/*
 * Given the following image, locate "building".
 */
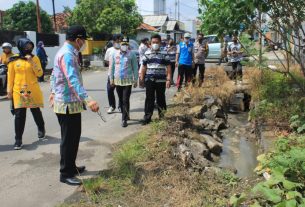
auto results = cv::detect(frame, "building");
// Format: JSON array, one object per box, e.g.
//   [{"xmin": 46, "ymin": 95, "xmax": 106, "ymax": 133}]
[
  {"xmin": 136, "ymin": 23, "xmax": 157, "ymax": 41},
  {"xmin": 142, "ymin": 15, "xmax": 186, "ymax": 42}
]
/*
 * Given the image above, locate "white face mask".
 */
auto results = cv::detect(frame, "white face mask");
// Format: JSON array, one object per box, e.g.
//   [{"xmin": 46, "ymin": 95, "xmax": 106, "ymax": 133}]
[
  {"xmin": 77, "ymin": 39, "xmax": 87, "ymax": 52},
  {"xmin": 114, "ymin": 43, "xmax": 121, "ymax": 49},
  {"xmin": 121, "ymin": 45, "xmax": 128, "ymax": 52},
  {"xmin": 151, "ymin": 43, "xmax": 160, "ymax": 51}
]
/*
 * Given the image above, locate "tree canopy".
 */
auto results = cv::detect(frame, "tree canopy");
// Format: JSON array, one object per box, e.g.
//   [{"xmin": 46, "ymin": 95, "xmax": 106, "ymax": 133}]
[
  {"xmin": 3, "ymin": 1, "xmax": 53, "ymax": 33},
  {"xmin": 68, "ymin": 0, "xmax": 142, "ymax": 36}
]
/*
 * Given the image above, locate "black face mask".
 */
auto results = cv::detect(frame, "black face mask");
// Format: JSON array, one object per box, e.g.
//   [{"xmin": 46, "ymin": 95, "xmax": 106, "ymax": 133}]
[{"xmin": 23, "ymin": 49, "xmax": 33, "ymax": 55}]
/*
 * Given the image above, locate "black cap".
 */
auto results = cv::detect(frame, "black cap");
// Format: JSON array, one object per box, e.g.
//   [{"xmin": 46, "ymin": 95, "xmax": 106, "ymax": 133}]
[
  {"xmin": 66, "ymin": 25, "xmax": 88, "ymax": 40},
  {"xmin": 121, "ymin": 36, "xmax": 129, "ymax": 44}
]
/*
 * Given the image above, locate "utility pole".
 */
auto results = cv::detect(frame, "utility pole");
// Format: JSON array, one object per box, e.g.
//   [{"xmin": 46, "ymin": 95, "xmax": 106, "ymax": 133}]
[
  {"xmin": 36, "ymin": 0, "xmax": 42, "ymax": 33},
  {"xmin": 178, "ymin": 0, "xmax": 180, "ymax": 21},
  {"xmin": 52, "ymin": 0, "xmax": 57, "ymax": 32}
]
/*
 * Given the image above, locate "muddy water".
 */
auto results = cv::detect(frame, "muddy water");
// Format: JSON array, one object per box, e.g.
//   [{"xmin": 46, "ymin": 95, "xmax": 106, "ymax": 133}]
[{"xmin": 219, "ymin": 113, "xmax": 259, "ymax": 178}]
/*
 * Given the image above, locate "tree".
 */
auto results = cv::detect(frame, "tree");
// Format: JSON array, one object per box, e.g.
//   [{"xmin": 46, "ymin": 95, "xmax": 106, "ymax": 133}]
[
  {"xmin": 199, "ymin": 0, "xmax": 305, "ymax": 80},
  {"xmin": 3, "ymin": 1, "xmax": 53, "ymax": 33},
  {"xmin": 68, "ymin": 0, "xmax": 142, "ymax": 36}
]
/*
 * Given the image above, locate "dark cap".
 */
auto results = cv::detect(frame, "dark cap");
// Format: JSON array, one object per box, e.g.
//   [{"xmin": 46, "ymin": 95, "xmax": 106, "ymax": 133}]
[
  {"xmin": 66, "ymin": 25, "xmax": 88, "ymax": 40},
  {"xmin": 121, "ymin": 36, "xmax": 129, "ymax": 44}
]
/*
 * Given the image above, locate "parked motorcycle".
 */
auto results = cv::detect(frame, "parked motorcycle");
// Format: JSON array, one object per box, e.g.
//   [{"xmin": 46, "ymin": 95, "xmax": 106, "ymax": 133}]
[{"xmin": 0, "ymin": 64, "xmax": 8, "ymax": 96}]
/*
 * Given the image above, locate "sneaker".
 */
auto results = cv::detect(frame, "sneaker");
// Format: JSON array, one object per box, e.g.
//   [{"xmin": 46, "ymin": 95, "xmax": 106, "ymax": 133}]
[
  {"xmin": 14, "ymin": 142, "xmax": 23, "ymax": 150},
  {"xmin": 38, "ymin": 129, "xmax": 46, "ymax": 139},
  {"xmin": 107, "ymin": 107, "xmax": 115, "ymax": 114}
]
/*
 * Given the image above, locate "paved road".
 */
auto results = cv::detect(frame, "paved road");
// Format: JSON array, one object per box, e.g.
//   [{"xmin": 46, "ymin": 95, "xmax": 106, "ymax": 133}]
[{"xmin": 0, "ymin": 69, "xmax": 178, "ymax": 207}]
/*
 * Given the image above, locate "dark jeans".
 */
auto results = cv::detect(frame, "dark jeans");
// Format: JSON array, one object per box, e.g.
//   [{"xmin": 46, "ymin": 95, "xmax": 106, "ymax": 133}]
[
  {"xmin": 177, "ymin": 64, "xmax": 193, "ymax": 89},
  {"xmin": 116, "ymin": 85, "xmax": 132, "ymax": 121},
  {"xmin": 170, "ymin": 62, "xmax": 176, "ymax": 82},
  {"xmin": 232, "ymin": 61, "xmax": 243, "ymax": 80},
  {"xmin": 14, "ymin": 108, "xmax": 45, "ymax": 142},
  {"xmin": 56, "ymin": 111, "xmax": 81, "ymax": 178},
  {"xmin": 38, "ymin": 63, "xmax": 46, "ymax": 82},
  {"xmin": 193, "ymin": 63, "xmax": 205, "ymax": 85},
  {"xmin": 144, "ymin": 79, "xmax": 166, "ymax": 121},
  {"xmin": 107, "ymin": 77, "xmax": 117, "ymax": 109}
]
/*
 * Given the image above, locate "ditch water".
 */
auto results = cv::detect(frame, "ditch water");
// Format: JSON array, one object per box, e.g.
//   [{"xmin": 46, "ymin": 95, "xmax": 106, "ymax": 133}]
[{"xmin": 219, "ymin": 112, "xmax": 262, "ymax": 178}]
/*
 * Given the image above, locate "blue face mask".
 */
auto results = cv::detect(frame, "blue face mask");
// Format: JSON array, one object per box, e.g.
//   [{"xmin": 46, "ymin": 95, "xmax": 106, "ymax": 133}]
[{"xmin": 184, "ymin": 39, "xmax": 189, "ymax": 43}]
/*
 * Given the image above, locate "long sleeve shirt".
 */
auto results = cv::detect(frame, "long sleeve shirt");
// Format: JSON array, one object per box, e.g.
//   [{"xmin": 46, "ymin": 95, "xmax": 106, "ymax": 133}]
[
  {"xmin": 50, "ymin": 42, "xmax": 91, "ymax": 114},
  {"xmin": 110, "ymin": 50, "xmax": 138, "ymax": 86}
]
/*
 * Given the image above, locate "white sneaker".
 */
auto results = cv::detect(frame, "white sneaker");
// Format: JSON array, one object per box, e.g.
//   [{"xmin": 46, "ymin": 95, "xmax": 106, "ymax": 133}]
[{"xmin": 107, "ymin": 107, "xmax": 115, "ymax": 114}]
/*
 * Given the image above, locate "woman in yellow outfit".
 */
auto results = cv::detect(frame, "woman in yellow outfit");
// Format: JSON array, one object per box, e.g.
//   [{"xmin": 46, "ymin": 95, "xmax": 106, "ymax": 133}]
[{"xmin": 7, "ymin": 38, "xmax": 46, "ymax": 150}]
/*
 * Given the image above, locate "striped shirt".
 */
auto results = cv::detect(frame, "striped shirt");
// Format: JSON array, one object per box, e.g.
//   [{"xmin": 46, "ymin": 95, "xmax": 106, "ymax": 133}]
[
  {"xmin": 142, "ymin": 49, "xmax": 171, "ymax": 82},
  {"xmin": 50, "ymin": 42, "xmax": 91, "ymax": 114}
]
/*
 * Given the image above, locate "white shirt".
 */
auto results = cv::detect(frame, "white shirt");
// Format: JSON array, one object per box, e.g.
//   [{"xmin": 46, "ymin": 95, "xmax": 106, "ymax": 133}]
[{"xmin": 104, "ymin": 47, "xmax": 115, "ymax": 62}]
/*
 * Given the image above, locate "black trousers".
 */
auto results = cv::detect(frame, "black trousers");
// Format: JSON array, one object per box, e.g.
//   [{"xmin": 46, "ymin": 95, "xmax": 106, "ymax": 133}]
[
  {"xmin": 15, "ymin": 108, "xmax": 45, "ymax": 142},
  {"xmin": 232, "ymin": 61, "xmax": 243, "ymax": 80},
  {"xmin": 144, "ymin": 79, "xmax": 166, "ymax": 121},
  {"xmin": 177, "ymin": 64, "xmax": 193, "ymax": 89},
  {"xmin": 107, "ymin": 77, "xmax": 117, "ymax": 109},
  {"xmin": 56, "ymin": 111, "xmax": 81, "ymax": 178},
  {"xmin": 193, "ymin": 63, "xmax": 205, "ymax": 84},
  {"xmin": 116, "ymin": 85, "xmax": 132, "ymax": 121},
  {"xmin": 170, "ymin": 62, "xmax": 176, "ymax": 82}
]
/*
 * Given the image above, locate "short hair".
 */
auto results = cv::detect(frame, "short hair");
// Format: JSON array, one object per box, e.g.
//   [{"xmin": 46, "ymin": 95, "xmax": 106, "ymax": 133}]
[
  {"xmin": 141, "ymin": 38, "xmax": 148, "ymax": 43},
  {"xmin": 151, "ymin": 34, "xmax": 161, "ymax": 41},
  {"xmin": 113, "ymin": 34, "xmax": 123, "ymax": 41}
]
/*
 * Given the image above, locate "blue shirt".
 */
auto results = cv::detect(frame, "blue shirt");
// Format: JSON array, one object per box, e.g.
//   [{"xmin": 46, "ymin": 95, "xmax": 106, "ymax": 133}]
[{"xmin": 177, "ymin": 41, "xmax": 194, "ymax": 66}]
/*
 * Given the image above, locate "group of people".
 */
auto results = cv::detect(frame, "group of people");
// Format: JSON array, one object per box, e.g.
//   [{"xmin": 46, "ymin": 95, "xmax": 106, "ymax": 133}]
[
  {"xmin": 1, "ymin": 24, "xmax": 244, "ymax": 186},
  {"xmin": 104, "ymin": 32, "xmax": 211, "ymax": 127}
]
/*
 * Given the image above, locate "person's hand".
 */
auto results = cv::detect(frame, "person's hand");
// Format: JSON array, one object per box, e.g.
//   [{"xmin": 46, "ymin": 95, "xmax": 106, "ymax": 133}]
[
  {"xmin": 49, "ymin": 93, "xmax": 54, "ymax": 108},
  {"xmin": 139, "ymin": 79, "xmax": 145, "ymax": 88},
  {"xmin": 133, "ymin": 81, "xmax": 138, "ymax": 88},
  {"xmin": 88, "ymin": 100, "xmax": 99, "ymax": 112},
  {"xmin": 175, "ymin": 62, "xmax": 178, "ymax": 68},
  {"xmin": 166, "ymin": 80, "xmax": 171, "ymax": 89},
  {"xmin": 7, "ymin": 92, "xmax": 12, "ymax": 99},
  {"xmin": 110, "ymin": 80, "xmax": 115, "ymax": 87}
]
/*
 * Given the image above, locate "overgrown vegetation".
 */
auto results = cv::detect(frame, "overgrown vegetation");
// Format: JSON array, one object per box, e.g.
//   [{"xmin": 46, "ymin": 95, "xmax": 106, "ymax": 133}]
[
  {"xmin": 248, "ymin": 68, "xmax": 305, "ymax": 129},
  {"xmin": 230, "ymin": 134, "xmax": 305, "ymax": 206}
]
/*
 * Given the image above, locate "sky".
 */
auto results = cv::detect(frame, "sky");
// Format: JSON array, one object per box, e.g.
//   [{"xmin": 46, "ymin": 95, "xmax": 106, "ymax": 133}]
[
  {"xmin": 0, "ymin": 0, "xmax": 199, "ymax": 20},
  {"xmin": 137, "ymin": 0, "xmax": 199, "ymax": 21},
  {"xmin": 0, "ymin": 0, "xmax": 76, "ymax": 14}
]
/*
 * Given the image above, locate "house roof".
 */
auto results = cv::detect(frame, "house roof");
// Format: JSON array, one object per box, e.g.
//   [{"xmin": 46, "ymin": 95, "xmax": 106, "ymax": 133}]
[
  {"xmin": 143, "ymin": 15, "xmax": 168, "ymax": 27},
  {"xmin": 166, "ymin": 20, "xmax": 185, "ymax": 31},
  {"xmin": 137, "ymin": 23, "xmax": 157, "ymax": 31}
]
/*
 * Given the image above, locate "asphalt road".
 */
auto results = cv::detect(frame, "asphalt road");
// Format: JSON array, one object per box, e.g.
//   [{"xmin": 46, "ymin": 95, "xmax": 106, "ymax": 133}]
[
  {"xmin": 0, "ymin": 62, "xmax": 217, "ymax": 207},
  {"xmin": 0, "ymin": 69, "xmax": 179, "ymax": 207}
]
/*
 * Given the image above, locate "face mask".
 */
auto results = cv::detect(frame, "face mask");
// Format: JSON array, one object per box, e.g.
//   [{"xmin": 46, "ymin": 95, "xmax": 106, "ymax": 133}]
[
  {"xmin": 151, "ymin": 43, "xmax": 160, "ymax": 51},
  {"xmin": 121, "ymin": 45, "xmax": 128, "ymax": 52},
  {"xmin": 184, "ymin": 39, "xmax": 189, "ymax": 43},
  {"xmin": 77, "ymin": 39, "xmax": 86, "ymax": 52},
  {"xmin": 24, "ymin": 49, "xmax": 33, "ymax": 55},
  {"xmin": 114, "ymin": 43, "xmax": 121, "ymax": 49}
]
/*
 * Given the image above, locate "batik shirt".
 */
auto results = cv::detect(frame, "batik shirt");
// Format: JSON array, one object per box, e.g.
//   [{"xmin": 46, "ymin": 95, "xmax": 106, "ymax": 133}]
[
  {"xmin": 142, "ymin": 48, "xmax": 171, "ymax": 82},
  {"xmin": 50, "ymin": 42, "xmax": 91, "ymax": 114}
]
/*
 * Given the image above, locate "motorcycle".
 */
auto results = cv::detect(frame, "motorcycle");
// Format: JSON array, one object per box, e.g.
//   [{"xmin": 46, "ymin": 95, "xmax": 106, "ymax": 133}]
[{"xmin": 0, "ymin": 64, "xmax": 8, "ymax": 96}]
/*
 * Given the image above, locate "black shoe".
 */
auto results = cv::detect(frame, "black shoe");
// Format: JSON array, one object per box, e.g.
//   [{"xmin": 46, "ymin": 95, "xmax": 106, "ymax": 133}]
[
  {"xmin": 14, "ymin": 142, "xmax": 23, "ymax": 150},
  {"xmin": 60, "ymin": 176, "xmax": 82, "ymax": 186},
  {"xmin": 141, "ymin": 119, "xmax": 151, "ymax": 126},
  {"xmin": 121, "ymin": 120, "xmax": 128, "ymax": 128},
  {"xmin": 74, "ymin": 166, "xmax": 86, "ymax": 175},
  {"xmin": 38, "ymin": 129, "xmax": 46, "ymax": 139}
]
